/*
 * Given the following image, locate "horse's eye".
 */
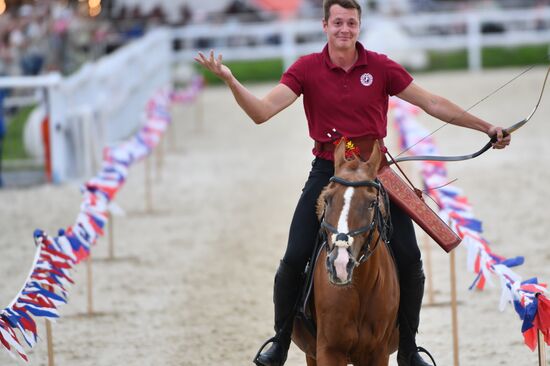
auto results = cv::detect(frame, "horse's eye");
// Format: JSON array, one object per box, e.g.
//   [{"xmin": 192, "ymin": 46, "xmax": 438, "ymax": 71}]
[{"xmin": 368, "ymin": 201, "xmax": 377, "ymax": 209}]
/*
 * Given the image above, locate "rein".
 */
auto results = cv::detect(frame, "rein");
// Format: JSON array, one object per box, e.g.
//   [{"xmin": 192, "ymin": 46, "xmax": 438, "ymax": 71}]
[{"xmin": 321, "ymin": 176, "xmax": 392, "ymax": 265}]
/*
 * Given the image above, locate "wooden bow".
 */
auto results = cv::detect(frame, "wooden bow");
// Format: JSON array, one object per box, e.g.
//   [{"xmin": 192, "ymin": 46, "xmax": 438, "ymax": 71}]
[{"xmin": 390, "ymin": 65, "xmax": 550, "ymax": 165}]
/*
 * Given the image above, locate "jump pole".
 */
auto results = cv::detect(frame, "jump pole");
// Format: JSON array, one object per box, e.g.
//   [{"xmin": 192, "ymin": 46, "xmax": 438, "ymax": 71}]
[
  {"xmin": 422, "ymin": 232, "xmax": 436, "ymax": 305},
  {"xmin": 86, "ymin": 253, "xmax": 94, "ymax": 315},
  {"xmin": 45, "ymin": 285, "xmax": 55, "ymax": 366},
  {"xmin": 45, "ymin": 318, "xmax": 55, "ymax": 366},
  {"xmin": 145, "ymin": 157, "xmax": 153, "ymax": 213},
  {"xmin": 155, "ymin": 136, "xmax": 164, "ymax": 182},
  {"xmin": 450, "ymin": 249, "xmax": 460, "ymax": 366},
  {"xmin": 195, "ymin": 92, "xmax": 204, "ymax": 130},
  {"xmin": 108, "ymin": 212, "xmax": 114, "ymax": 259},
  {"xmin": 168, "ymin": 116, "xmax": 177, "ymax": 152},
  {"xmin": 537, "ymin": 293, "xmax": 547, "ymax": 366},
  {"xmin": 538, "ymin": 329, "xmax": 547, "ymax": 366}
]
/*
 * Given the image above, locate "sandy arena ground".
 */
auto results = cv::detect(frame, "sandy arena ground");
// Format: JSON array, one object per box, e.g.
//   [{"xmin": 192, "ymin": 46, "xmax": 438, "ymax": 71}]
[{"xmin": 1, "ymin": 67, "xmax": 549, "ymax": 366}]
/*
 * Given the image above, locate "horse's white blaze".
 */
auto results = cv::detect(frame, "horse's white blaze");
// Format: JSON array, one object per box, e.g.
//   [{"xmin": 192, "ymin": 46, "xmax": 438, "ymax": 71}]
[
  {"xmin": 337, "ymin": 187, "xmax": 354, "ymax": 233},
  {"xmin": 335, "ymin": 187, "xmax": 354, "ymax": 281}
]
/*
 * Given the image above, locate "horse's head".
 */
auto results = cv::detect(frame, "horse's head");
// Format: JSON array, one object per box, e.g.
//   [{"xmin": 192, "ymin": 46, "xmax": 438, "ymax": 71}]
[{"xmin": 317, "ymin": 140, "xmax": 391, "ymax": 286}]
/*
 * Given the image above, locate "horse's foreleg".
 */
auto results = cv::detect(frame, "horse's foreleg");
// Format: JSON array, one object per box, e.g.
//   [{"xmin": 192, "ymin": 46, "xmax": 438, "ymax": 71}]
[{"xmin": 306, "ymin": 355, "xmax": 317, "ymax": 366}]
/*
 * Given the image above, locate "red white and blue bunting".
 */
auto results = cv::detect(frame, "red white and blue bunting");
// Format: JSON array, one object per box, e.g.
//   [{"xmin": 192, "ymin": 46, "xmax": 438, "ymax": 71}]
[
  {"xmin": 391, "ymin": 98, "xmax": 550, "ymax": 351},
  {"xmin": 0, "ymin": 76, "xmax": 204, "ymax": 362}
]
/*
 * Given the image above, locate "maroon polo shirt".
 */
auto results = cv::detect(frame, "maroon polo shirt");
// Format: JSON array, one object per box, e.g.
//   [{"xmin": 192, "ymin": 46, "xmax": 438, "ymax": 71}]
[{"xmin": 280, "ymin": 42, "xmax": 413, "ymax": 160}]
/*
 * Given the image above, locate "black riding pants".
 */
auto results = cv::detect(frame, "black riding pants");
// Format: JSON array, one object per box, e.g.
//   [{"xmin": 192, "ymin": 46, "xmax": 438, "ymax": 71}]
[{"xmin": 282, "ymin": 158, "xmax": 421, "ymax": 276}]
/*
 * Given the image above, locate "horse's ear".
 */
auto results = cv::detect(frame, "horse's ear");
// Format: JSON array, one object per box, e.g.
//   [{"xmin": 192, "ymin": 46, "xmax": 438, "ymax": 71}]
[
  {"xmin": 334, "ymin": 139, "xmax": 347, "ymax": 171},
  {"xmin": 364, "ymin": 140, "xmax": 382, "ymax": 177}
]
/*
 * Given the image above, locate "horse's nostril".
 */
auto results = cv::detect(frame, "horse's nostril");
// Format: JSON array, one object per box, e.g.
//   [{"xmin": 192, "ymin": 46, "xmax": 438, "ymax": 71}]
[{"xmin": 335, "ymin": 233, "xmax": 348, "ymax": 242}]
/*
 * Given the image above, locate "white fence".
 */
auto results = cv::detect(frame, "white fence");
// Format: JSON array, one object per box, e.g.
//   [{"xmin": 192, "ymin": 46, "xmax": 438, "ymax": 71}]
[
  {"xmin": 173, "ymin": 7, "xmax": 550, "ymax": 71},
  {"xmin": 396, "ymin": 7, "xmax": 550, "ymax": 70},
  {"xmin": 2, "ymin": 7, "xmax": 550, "ymax": 184},
  {"xmin": 0, "ymin": 28, "xmax": 172, "ymax": 183}
]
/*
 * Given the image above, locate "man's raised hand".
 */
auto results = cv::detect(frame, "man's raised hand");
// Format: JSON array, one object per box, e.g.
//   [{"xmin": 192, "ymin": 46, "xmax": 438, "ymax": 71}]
[{"xmin": 194, "ymin": 50, "xmax": 233, "ymax": 83}]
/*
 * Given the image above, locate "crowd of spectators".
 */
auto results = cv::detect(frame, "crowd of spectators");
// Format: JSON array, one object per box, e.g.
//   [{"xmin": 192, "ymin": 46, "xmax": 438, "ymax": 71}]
[
  {"xmin": 0, "ymin": 0, "xmax": 548, "ymax": 187},
  {"xmin": 0, "ymin": 0, "xmax": 321, "ymax": 78},
  {"xmin": 1, "ymin": 0, "xmax": 549, "ymax": 79},
  {"xmin": 0, "ymin": 0, "xmax": 182, "ymax": 187},
  {"xmin": 1, "ymin": 2, "xmax": 89, "ymax": 77},
  {"xmin": 0, "ymin": 0, "xmax": 187, "ymax": 78}
]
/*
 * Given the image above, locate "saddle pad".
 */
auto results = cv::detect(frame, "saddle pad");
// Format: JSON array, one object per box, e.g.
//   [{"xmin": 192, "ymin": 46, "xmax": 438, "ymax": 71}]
[{"xmin": 377, "ymin": 165, "xmax": 461, "ymax": 253}]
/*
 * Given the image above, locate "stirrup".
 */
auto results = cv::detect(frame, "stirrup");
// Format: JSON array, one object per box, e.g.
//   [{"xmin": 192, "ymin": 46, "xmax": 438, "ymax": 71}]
[
  {"xmin": 253, "ymin": 335, "xmax": 277, "ymax": 365},
  {"xmin": 416, "ymin": 346, "xmax": 437, "ymax": 366}
]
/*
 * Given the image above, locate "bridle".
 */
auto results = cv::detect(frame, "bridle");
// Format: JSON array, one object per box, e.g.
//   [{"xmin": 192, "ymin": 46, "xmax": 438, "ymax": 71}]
[{"xmin": 320, "ymin": 176, "xmax": 392, "ymax": 266}]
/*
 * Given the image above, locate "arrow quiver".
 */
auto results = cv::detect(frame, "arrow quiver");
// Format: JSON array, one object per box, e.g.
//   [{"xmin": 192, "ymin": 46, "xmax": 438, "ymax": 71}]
[{"xmin": 377, "ymin": 159, "xmax": 461, "ymax": 253}]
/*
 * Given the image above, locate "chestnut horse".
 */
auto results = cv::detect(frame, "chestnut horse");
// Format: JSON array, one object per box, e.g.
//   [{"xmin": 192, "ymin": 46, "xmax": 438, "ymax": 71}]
[{"xmin": 292, "ymin": 140, "xmax": 400, "ymax": 366}]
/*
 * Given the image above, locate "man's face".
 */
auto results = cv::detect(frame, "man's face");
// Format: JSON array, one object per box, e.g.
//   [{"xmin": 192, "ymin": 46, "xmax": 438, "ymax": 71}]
[{"xmin": 323, "ymin": 4, "xmax": 360, "ymax": 50}]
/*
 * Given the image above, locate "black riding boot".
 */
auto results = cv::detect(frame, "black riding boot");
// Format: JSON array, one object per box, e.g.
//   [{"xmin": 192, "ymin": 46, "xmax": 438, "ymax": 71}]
[
  {"xmin": 397, "ymin": 261, "xmax": 436, "ymax": 366},
  {"xmin": 254, "ymin": 260, "xmax": 303, "ymax": 366}
]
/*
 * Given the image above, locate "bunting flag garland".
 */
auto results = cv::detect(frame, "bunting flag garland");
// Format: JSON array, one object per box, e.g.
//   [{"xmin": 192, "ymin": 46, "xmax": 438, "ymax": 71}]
[
  {"xmin": 391, "ymin": 98, "xmax": 550, "ymax": 351},
  {"xmin": 0, "ymin": 230, "xmax": 70, "ymax": 361},
  {"xmin": 0, "ymin": 77, "xmax": 204, "ymax": 362},
  {"xmin": 0, "ymin": 318, "xmax": 28, "ymax": 362}
]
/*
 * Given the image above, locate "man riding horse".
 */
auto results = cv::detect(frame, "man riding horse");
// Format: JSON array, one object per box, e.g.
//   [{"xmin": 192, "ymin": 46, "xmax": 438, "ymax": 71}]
[{"xmin": 195, "ymin": 0, "xmax": 510, "ymax": 364}]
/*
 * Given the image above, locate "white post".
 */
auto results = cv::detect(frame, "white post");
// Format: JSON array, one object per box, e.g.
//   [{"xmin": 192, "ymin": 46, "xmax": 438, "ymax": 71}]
[
  {"xmin": 466, "ymin": 13, "xmax": 482, "ymax": 72},
  {"xmin": 281, "ymin": 22, "xmax": 296, "ymax": 71},
  {"xmin": 43, "ymin": 74, "xmax": 68, "ymax": 183}
]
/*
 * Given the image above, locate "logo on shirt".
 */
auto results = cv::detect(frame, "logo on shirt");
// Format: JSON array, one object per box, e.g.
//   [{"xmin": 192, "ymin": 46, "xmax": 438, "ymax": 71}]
[{"xmin": 360, "ymin": 73, "xmax": 373, "ymax": 86}]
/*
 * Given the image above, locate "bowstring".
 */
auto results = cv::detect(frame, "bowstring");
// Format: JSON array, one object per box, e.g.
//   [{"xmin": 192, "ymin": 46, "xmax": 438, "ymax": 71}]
[{"xmin": 395, "ymin": 64, "xmax": 537, "ymax": 158}]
